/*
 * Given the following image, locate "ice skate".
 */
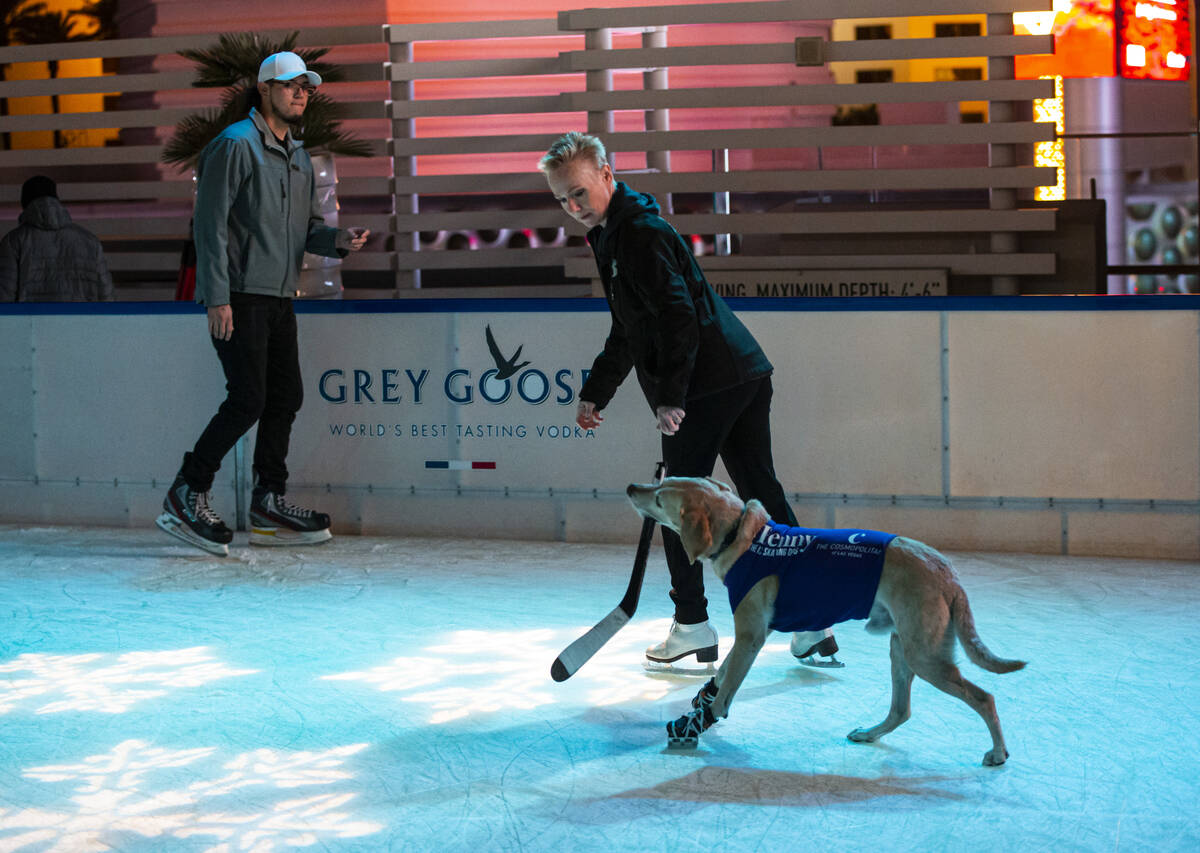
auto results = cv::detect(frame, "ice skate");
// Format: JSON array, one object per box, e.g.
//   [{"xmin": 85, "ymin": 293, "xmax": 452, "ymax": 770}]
[
  {"xmin": 249, "ymin": 489, "xmax": 332, "ymax": 546},
  {"xmin": 644, "ymin": 619, "xmax": 718, "ymax": 672},
  {"xmin": 156, "ymin": 474, "xmax": 233, "ymax": 557},
  {"xmin": 790, "ymin": 629, "xmax": 844, "ymax": 668}
]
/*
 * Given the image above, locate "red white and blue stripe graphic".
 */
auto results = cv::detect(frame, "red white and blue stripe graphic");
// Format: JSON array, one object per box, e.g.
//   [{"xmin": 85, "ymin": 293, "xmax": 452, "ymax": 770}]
[{"xmin": 425, "ymin": 460, "xmax": 496, "ymax": 470}]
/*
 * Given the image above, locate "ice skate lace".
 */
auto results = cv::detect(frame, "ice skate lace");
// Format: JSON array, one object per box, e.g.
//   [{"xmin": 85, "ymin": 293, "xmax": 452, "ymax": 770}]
[
  {"xmin": 190, "ymin": 490, "xmax": 224, "ymax": 526},
  {"xmin": 271, "ymin": 495, "xmax": 315, "ymax": 520}
]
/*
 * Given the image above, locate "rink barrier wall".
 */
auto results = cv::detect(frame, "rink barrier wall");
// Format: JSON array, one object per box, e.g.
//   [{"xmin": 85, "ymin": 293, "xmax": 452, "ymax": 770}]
[{"xmin": 1, "ymin": 295, "xmax": 1198, "ymax": 560}]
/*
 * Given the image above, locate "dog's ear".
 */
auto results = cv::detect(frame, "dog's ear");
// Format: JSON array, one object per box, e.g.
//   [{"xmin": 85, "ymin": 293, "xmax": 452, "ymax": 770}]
[{"xmin": 678, "ymin": 505, "xmax": 713, "ymax": 564}]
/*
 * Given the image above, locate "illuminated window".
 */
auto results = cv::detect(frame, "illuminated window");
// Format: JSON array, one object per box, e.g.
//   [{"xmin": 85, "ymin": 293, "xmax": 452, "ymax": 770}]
[
  {"xmin": 935, "ymin": 67, "xmax": 984, "ymax": 81},
  {"xmin": 1033, "ymin": 76, "xmax": 1066, "ymax": 202},
  {"xmin": 855, "ymin": 68, "xmax": 894, "ymax": 83},
  {"xmin": 935, "ymin": 22, "xmax": 983, "ymax": 37},
  {"xmin": 855, "ymin": 25, "xmax": 892, "ymax": 39}
]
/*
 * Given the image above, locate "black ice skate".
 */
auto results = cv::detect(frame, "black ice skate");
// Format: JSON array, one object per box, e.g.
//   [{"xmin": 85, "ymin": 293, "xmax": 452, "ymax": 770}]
[
  {"xmin": 156, "ymin": 474, "xmax": 233, "ymax": 557},
  {"xmin": 249, "ymin": 489, "xmax": 332, "ymax": 546}
]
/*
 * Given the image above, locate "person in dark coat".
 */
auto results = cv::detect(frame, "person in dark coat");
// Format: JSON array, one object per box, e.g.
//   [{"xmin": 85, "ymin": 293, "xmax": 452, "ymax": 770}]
[
  {"xmin": 0, "ymin": 175, "xmax": 113, "ymax": 302},
  {"xmin": 539, "ymin": 132, "xmax": 840, "ymax": 668}
]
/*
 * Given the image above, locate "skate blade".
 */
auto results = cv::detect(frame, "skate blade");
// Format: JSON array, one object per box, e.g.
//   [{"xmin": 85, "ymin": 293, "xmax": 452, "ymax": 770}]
[
  {"xmin": 155, "ymin": 513, "xmax": 229, "ymax": 557},
  {"xmin": 666, "ymin": 734, "xmax": 698, "ymax": 749},
  {"xmin": 643, "ymin": 660, "xmax": 717, "ymax": 677},
  {"xmin": 796, "ymin": 654, "xmax": 845, "ymax": 669},
  {"xmin": 249, "ymin": 526, "xmax": 332, "ymax": 547}
]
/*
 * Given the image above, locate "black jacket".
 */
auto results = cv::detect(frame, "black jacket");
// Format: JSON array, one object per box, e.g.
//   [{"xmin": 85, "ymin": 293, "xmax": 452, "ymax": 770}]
[
  {"xmin": 579, "ymin": 181, "xmax": 772, "ymax": 412},
  {"xmin": 0, "ymin": 196, "xmax": 113, "ymax": 302}
]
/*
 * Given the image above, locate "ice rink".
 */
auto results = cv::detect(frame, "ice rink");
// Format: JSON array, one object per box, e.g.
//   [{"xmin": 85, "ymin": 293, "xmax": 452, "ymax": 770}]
[{"xmin": 0, "ymin": 524, "xmax": 1197, "ymax": 852}]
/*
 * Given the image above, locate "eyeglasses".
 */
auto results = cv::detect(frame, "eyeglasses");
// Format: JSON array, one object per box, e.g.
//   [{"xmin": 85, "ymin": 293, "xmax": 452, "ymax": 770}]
[{"xmin": 273, "ymin": 79, "xmax": 315, "ymax": 97}]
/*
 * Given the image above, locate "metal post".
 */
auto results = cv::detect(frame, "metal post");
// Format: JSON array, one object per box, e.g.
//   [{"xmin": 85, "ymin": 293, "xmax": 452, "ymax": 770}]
[
  {"xmin": 987, "ymin": 12, "xmax": 1019, "ymax": 295},
  {"xmin": 1065, "ymin": 77, "xmax": 1126, "ymax": 293},
  {"xmin": 643, "ymin": 27, "xmax": 671, "ymax": 211},
  {"xmin": 586, "ymin": 28, "xmax": 614, "ymax": 149},
  {"xmin": 233, "ymin": 435, "xmax": 247, "ymax": 532},
  {"xmin": 387, "ymin": 29, "xmax": 420, "ymax": 292},
  {"xmin": 713, "ymin": 147, "xmax": 731, "ymax": 256},
  {"xmin": 585, "ymin": 26, "xmax": 613, "ymax": 296}
]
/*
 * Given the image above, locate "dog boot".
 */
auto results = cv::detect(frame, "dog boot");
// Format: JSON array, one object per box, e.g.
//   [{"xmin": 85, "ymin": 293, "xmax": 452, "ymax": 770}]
[
  {"xmin": 666, "ymin": 703, "xmax": 717, "ymax": 748},
  {"xmin": 791, "ymin": 629, "xmax": 845, "ymax": 668},
  {"xmin": 646, "ymin": 619, "xmax": 719, "ymax": 665},
  {"xmin": 691, "ymin": 677, "xmax": 718, "ymax": 712}
]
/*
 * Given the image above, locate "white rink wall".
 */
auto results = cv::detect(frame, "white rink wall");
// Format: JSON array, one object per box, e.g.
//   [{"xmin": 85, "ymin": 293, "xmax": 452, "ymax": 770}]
[{"xmin": 1, "ymin": 297, "xmax": 1197, "ymax": 559}]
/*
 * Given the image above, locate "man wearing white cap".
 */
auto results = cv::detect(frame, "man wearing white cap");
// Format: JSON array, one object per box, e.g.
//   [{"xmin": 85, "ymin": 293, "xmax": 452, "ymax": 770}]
[{"xmin": 157, "ymin": 51, "xmax": 370, "ymax": 556}]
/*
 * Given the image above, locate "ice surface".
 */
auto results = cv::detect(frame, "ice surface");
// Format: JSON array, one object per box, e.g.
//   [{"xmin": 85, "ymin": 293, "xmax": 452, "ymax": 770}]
[{"xmin": 0, "ymin": 525, "xmax": 1197, "ymax": 852}]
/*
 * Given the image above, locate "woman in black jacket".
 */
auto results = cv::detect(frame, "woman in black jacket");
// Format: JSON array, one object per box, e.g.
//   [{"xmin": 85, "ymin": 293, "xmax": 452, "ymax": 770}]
[{"xmin": 539, "ymin": 132, "xmax": 840, "ymax": 669}]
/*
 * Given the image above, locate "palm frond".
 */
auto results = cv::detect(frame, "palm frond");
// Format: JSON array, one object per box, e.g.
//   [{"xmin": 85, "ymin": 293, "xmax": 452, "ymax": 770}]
[
  {"xmin": 178, "ymin": 32, "xmax": 341, "ymax": 89},
  {"xmin": 10, "ymin": 7, "xmax": 89, "ymax": 43},
  {"xmin": 164, "ymin": 31, "xmax": 369, "ymax": 168},
  {"xmin": 161, "ymin": 108, "xmax": 231, "ymax": 170},
  {"xmin": 292, "ymin": 91, "xmax": 374, "ymax": 158},
  {"xmin": 68, "ymin": 0, "xmax": 117, "ymax": 40}
]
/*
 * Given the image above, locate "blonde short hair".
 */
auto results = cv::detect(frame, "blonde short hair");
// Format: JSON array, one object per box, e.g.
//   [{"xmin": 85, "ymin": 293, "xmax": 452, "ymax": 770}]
[{"xmin": 538, "ymin": 131, "xmax": 608, "ymax": 174}]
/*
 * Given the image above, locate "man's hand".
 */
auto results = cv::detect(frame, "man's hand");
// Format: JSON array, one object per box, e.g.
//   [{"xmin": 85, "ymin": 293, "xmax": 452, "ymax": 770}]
[
  {"xmin": 656, "ymin": 405, "xmax": 686, "ymax": 435},
  {"xmin": 208, "ymin": 304, "xmax": 233, "ymax": 341},
  {"xmin": 337, "ymin": 227, "xmax": 371, "ymax": 252},
  {"xmin": 576, "ymin": 400, "xmax": 604, "ymax": 430}
]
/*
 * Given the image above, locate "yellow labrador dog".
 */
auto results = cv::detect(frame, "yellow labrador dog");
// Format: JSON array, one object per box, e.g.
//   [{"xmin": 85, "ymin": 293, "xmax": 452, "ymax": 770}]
[{"xmin": 626, "ymin": 476, "xmax": 1025, "ymax": 766}]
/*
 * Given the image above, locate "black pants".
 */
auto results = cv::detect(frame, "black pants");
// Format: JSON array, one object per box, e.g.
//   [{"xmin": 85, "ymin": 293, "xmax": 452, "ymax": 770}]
[
  {"xmin": 180, "ymin": 293, "xmax": 303, "ymax": 495},
  {"xmin": 660, "ymin": 375, "xmax": 796, "ymax": 625}
]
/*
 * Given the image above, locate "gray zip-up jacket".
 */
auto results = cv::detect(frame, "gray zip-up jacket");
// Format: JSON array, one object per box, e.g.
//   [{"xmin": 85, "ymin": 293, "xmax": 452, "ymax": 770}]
[
  {"xmin": 193, "ymin": 108, "xmax": 343, "ymax": 306},
  {"xmin": 0, "ymin": 196, "xmax": 114, "ymax": 302}
]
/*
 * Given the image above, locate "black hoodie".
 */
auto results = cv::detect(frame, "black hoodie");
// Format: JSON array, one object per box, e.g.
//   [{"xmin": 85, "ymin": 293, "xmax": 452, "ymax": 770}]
[{"xmin": 579, "ymin": 181, "xmax": 772, "ymax": 413}]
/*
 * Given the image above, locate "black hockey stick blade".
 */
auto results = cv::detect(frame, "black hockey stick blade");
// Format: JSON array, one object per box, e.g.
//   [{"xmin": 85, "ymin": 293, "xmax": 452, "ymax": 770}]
[
  {"xmin": 550, "ymin": 462, "xmax": 664, "ymax": 682},
  {"xmin": 550, "ymin": 604, "xmax": 633, "ymax": 682},
  {"xmin": 550, "ymin": 515, "xmax": 656, "ymax": 682}
]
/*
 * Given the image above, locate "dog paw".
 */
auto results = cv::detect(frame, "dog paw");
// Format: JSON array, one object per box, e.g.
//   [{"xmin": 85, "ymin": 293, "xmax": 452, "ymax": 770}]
[
  {"xmin": 846, "ymin": 728, "xmax": 878, "ymax": 743},
  {"xmin": 982, "ymin": 748, "xmax": 1009, "ymax": 767}
]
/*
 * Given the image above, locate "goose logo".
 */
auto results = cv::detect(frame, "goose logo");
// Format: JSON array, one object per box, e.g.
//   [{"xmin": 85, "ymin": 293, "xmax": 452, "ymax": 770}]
[{"xmin": 485, "ymin": 324, "xmax": 530, "ymax": 380}]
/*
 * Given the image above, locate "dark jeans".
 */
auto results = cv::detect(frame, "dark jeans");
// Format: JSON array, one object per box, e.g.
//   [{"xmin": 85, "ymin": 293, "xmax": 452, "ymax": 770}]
[
  {"xmin": 660, "ymin": 375, "xmax": 797, "ymax": 625},
  {"xmin": 180, "ymin": 293, "xmax": 303, "ymax": 495}
]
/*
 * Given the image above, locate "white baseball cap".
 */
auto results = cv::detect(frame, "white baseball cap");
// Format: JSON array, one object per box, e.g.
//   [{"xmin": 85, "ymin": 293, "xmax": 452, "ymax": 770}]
[{"xmin": 257, "ymin": 51, "xmax": 322, "ymax": 87}]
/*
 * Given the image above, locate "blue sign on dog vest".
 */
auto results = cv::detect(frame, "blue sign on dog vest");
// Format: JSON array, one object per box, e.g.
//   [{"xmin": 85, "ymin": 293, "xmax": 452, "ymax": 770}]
[{"xmin": 723, "ymin": 520, "xmax": 896, "ymax": 632}]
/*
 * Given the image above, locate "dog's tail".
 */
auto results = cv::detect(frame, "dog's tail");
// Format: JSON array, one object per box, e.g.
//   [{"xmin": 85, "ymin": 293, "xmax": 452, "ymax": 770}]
[{"xmin": 950, "ymin": 590, "xmax": 1026, "ymax": 674}]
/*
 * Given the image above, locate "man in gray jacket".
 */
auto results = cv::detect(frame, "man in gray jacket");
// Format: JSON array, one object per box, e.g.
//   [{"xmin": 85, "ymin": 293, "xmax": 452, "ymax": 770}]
[
  {"xmin": 0, "ymin": 175, "xmax": 113, "ymax": 302},
  {"xmin": 157, "ymin": 51, "xmax": 369, "ymax": 557}
]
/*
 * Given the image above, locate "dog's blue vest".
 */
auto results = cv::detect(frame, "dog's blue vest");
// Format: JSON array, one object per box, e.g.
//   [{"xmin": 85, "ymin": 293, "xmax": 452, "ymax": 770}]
[{"xmin": 723, "ymin": 520, "xmax": 896, "ymax": 632}]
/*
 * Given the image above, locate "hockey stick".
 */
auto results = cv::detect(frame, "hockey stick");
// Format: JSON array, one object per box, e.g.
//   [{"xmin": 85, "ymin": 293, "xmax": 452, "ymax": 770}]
[{"xmin": 550, "ymin": 461, "xmax": 665, "ymax": 682}]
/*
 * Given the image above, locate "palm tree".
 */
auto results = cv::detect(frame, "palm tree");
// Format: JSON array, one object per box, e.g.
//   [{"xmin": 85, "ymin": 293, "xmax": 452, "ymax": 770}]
[
  {"xmin": 10, "ymin": 7, "xmax": 91, "ymax": 148},
  {"xmin": 70, "ymin": 0, "xmax": 117, "ymax": 41},
  {"xmin": 0, "ymin": 0, "xmax": 48, "ymax": 149},
  {"xmin": 162, "ymin": 31, "xmax": 370, "ymax": 170}
]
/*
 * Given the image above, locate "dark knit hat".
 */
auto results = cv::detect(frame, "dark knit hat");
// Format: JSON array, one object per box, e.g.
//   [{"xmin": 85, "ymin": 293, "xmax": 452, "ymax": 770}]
[{"xmin": 20, "ymin": 175, "xmax": 57, "ymax": 209}]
